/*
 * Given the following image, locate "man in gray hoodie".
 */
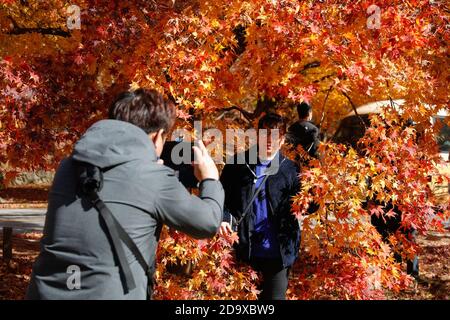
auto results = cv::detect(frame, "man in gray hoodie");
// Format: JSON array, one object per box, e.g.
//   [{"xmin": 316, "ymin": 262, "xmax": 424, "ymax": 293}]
[{"xmin": 26, "ymin": 89, "xmax": 224, "ymax": 300}]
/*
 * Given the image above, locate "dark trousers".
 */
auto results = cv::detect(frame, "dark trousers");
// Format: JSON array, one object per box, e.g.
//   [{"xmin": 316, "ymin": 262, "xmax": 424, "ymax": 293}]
[
  {"xmin": 371, "ymin": 208, "xmax": 419, "ymax": 277},
  {"xmin": 250, "ymin": 257, "xmax": 290, "ymax": 300},
  {"xmin": 394, "ymin": 249, "xmax": 419, "ymax": 277}
]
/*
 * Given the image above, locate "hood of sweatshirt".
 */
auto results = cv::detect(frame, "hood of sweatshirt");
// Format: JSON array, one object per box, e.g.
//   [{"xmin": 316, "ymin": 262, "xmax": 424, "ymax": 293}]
[{"xmin": 72, "ymin": 119, "xmax": 157, "ymax": 169}]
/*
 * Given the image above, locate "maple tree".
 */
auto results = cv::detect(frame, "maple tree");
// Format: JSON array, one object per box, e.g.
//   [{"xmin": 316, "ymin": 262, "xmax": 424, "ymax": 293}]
[{"xmin": 0, "ymin": 0, "xmax": 449, "ymax": 299}]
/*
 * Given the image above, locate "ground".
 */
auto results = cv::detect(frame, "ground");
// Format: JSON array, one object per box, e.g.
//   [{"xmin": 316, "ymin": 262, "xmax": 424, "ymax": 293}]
[
  {"xmin": 390, "ymin": 231, "xmax": 450, "ymax": 300},
  {"xmin": 0, "ymin": 185, "xmax": 49, "ymax": 209},
  {"xmin": 0, "ymin": 232, "xmax": 40, "ymax": 299},
  {"xmin": 0, "ymin": 185, "xmax": 448, "ymax": 300}
]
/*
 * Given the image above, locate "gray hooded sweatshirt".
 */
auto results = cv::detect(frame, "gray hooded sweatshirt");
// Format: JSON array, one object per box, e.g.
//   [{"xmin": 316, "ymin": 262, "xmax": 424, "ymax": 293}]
[{"xmin": 26, "ymin": 119, "xmax": 224, "ymax": 300}]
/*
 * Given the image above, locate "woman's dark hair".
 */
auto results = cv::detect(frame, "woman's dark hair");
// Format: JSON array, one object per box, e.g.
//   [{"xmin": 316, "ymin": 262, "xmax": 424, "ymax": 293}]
[
  {"xmin": 296, "ymin": 102, "xmax": 312, "ymax": 119},
  {"xmin": 109, "ymin": 89, "xmax": 176, "ymax": 134},
  {"xmin": 258, "ymin": 113, "xmax": 286, "ymax": 135}
]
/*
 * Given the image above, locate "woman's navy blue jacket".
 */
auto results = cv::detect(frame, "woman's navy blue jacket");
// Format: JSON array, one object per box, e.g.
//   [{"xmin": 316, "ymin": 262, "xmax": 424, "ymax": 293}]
[{"xmin": 220, "ymin": 148, "xmax": 301, "ymax": 268}]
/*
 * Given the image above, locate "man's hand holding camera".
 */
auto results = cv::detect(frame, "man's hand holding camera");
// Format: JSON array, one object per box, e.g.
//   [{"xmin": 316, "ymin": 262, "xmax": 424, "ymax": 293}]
[{"xmin": 192, "ymin": 140, "xmax": 219, "ymax": 181}]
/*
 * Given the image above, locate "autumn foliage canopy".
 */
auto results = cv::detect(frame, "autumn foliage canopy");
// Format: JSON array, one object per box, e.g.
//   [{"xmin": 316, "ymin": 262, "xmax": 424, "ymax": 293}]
[{"xmin": 0, "ymin": 0, "xmax": 449, "ymax": 299}]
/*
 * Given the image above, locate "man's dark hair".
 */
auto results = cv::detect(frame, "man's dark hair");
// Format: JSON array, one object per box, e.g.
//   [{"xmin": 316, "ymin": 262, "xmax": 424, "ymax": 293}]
[
  {"xmin": 258, "ymin": 113, "xmax": 286, "ymax": 135},
  {"xmin": 109, "ymin": 89, "xmax": 176, "ymax": 134},
  {"xmin": 296, "ymin": 102, "xmax": 312, "ymax": 119}
]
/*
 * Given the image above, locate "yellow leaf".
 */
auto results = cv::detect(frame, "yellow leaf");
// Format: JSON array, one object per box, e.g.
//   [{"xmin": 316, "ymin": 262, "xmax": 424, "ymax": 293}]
[
  {"xmin": 129, "ymin": 81, "xmax": 140, "ymax": 91},
  {"xmin": 211, "ymin": 19, "xmax": 220, "ymax": 28}
]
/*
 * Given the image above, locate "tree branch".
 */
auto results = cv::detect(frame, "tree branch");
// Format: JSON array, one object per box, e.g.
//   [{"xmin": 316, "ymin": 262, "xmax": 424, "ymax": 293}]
[
  {"xmin": 300, "ymin": 61, "xmax": 321, "ymax": 75},
  {"xmin": 340, "ymin": 90, "xmax": 367, "ymax": 130},
  {"xmin": 6, "ymin": 17, "xmax": 71, "ymax": 37},
  {"xmin": 319, "ymin": 85, "xmax": 333, "ymax": 128},
  {"xmin": 8, "ymin": 27, "xmax": 71, "ymax": 37},
  {"xmin": 313, "ymin": 72, "xmax": 337, "ymax": 84},
  {"xmin": 220, "ymin": 106, "xmax": 253, "ymax": 122}
]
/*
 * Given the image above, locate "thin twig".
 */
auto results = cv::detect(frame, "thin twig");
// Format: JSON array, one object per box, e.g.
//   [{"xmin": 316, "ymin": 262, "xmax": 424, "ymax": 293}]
[
  {"xmin": 319, "ymin": 85, "xmax": 333, "ymax": 128},
  {"xmin": 341, "ymin": 90, "xmax": 367, "ymax": 130}
]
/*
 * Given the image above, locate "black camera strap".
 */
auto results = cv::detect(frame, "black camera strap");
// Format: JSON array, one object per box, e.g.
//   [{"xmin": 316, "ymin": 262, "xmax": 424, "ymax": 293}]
[
  {"xmin": 236, "ymin": 158, "xmax": 286, "ymax": 226},
  {"xmin": 235, "ymin": 174, "xmax": 270, "ymax": 226},
  {"xmin": 76, "ymin": 161, "xmax": 155, "ymax": 298}
]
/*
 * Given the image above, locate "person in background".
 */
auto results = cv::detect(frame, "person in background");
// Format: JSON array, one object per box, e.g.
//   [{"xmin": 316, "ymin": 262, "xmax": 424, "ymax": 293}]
[{"xmin": 286, "ymin": 102, "xmax": 321, "ymax": 164}]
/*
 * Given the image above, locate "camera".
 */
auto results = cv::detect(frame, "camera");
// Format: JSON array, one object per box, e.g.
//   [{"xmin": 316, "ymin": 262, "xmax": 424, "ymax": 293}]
[{"xmin": 160, "ymin": 140, "xmax": 198, "ymax": 188}]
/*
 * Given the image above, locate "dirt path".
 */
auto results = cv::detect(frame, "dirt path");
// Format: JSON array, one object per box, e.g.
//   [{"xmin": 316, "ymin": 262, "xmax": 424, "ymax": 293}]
[
  {"xmin": 0, "ymin": 233, "xmax": 41, "ymax": 299},
  {"xmin": 388, "ymin": 231, "xmax": 450, "ymax": 300},
  {"xmin": 0, "ymin": 186, "xmax": 49, "ymax": 209}
]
